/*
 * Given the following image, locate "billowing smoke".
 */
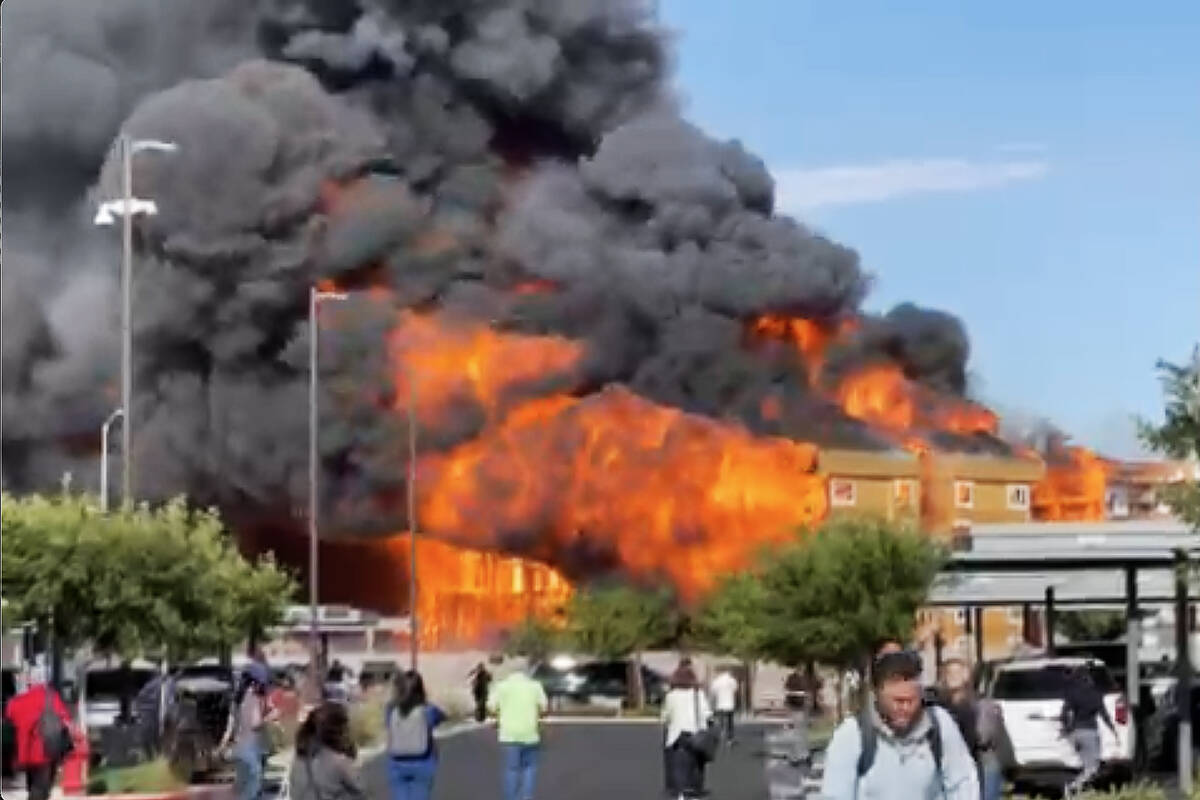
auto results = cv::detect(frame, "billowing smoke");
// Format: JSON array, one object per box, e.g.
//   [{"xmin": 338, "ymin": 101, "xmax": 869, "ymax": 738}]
[{"xmin": 2, "ymin": 0, "xmax": 990, "ymax": 540}]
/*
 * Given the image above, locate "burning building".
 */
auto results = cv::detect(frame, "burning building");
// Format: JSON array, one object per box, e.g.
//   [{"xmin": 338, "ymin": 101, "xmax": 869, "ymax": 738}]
[{"xmin": 1, "ymin": 0, "xmax": 1102, "ymax": 644}]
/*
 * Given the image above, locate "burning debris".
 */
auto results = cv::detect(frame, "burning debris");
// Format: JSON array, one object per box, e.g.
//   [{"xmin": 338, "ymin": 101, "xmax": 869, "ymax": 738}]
[{"xmin": 1, "ymin": 0, "xmax": 1094, "ymax": 617}]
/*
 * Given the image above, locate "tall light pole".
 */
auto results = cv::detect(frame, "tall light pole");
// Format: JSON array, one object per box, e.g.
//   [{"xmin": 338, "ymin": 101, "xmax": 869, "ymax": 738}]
[
  {"xmin": 309, "ymin": 287, "xmax": 347, "ymax": 698},
  {"xmin": 94, "ymin": 135, "xmax": 178, "ymax": 509},
  {"xmin": 99, "ymin": 408, "xmax": 124, "ymax": 512},
  {"xmin": 407, "ymin": 373, "xmax": 419, "ymax": 670}
]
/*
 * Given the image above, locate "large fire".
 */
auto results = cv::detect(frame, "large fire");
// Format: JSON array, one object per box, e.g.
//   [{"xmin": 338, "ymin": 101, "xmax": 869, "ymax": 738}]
[
  {"xmin": 417, "ymin": 386, "xmax": 827, "ymax": 601},
  {"xmin": 386, "ymin": 535, "xmax": 571, "ymax": 649},
  {"xmin": 1032, "ymin": 446, "xmax": 1109, "ymax": 521}
]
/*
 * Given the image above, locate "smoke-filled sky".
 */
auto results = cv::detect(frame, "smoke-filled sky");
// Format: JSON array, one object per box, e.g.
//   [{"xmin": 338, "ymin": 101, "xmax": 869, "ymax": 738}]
[
  {"xmin": 661, "ymin": 0, "xmax": 1200, "ymax": 457},
  {"xmin": 4, "ymin": 0, "xmax": 1189, "ymax": 548}
]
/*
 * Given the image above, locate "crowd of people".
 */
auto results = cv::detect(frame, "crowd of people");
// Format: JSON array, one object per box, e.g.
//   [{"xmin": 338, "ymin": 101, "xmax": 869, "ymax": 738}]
[{"xmin": 4, "ymin": 644, "xmax": 1122, "ymax": 800}]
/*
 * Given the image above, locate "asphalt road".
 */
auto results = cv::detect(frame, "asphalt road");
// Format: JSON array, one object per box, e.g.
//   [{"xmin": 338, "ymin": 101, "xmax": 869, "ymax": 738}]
[{"xmin": 361, "ymin": 721, "xmax": 780, "ymax": 800}]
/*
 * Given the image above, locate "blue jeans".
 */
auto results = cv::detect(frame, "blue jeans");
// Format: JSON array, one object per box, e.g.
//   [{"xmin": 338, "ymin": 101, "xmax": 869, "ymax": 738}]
[
  {"xmin": 502, "ymin": 743, "xmax": 540, "ymax": 800},
  {"xmin": 980, "ymin": 757, "xmax": 1003, "ymax": 800},
  {"xmin": 388, "ymin": 758, "xmax": 436, "ymax": 800},
  {"xmin": 233, "ymin": 742, "xmax": 263, "ymax": 800}
]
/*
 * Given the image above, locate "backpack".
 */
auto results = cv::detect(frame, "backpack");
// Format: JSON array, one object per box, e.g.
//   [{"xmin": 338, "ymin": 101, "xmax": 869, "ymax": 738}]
[
  {"xmin": 856, "ymin": 706, "xmax": 943, "ymax": 782},
  {"xmin": 38, "ymin": 688, "xmax": 73, "ymax": 763},
  {"xmin": 386, "ymin": 704, "xmax": 430, "ymax": 758}
]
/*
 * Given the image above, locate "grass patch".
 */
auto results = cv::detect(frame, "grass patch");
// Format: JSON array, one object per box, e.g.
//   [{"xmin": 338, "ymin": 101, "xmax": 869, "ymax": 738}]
[{"xmin": 90, "ymin": 757, "xmax": 188, "ymax": 795}]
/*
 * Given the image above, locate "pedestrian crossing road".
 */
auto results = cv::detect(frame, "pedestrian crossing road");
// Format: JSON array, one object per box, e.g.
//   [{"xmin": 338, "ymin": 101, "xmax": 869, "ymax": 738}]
[{"xmin": 355, "ymin": 721, "xmax": 784, "ymax": 800}]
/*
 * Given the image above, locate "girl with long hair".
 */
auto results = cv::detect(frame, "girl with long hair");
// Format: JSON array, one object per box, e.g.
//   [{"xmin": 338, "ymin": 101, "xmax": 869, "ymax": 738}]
[
  {"xmin": 288, "ymin": 701, "xmax": 365, "ymax": 800},
  {"xmin": 385, "ymin": 670, "xmax": 446, "ymax": 800}
]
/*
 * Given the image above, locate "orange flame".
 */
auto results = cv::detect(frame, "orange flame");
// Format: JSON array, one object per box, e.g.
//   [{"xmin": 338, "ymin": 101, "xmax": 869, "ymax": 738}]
[
  {"xmin": 385, "ymin": 535, "xmax": 571, "ymax": 649},
  {"xmin": 1032, "ymin": 447, "xmax": 1109, "ymax": 521},
  {"xmin": 389, "ymin": 311, "xmax": 583, "ymax": 426},
  {"xmin": 417, "ymin": 386, "xmax": 826, "ymax": 601},
  {"xmin": 836, "ymin": 364, "xmax": 997, "ymax": 438}
]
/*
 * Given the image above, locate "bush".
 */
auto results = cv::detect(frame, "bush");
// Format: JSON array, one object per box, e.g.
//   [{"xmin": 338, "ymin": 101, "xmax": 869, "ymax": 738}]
[
  {"xmin": 94, "ymin": 758, "xmax": 188, "ymax": 795},
  {"xmin": 348, "ymin": 686, "xmax": 389, "ymax": 749}
]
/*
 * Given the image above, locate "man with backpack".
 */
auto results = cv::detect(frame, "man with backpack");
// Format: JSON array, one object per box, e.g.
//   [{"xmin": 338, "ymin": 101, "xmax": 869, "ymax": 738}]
[
  {"xmin": 821, "ymin": 651, "xmax": 980, "ymax": 800},
  {"xmin": 4, "ymin": 666, "xmax": 74, "ymax": 800}
]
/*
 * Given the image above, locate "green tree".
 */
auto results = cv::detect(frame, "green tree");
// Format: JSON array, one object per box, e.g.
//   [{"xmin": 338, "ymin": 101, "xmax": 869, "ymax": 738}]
[
  {"xmin": 693, "ymin": 572, "xmax": 769, "ymax": 663},
  {"xmin": 756, "ymin": 516, "xmax": 944, "ymax": 678},
  {"xmin": 1056, "ymin": 610, "xmax": 1125, "ymax": 643},
  {"xmin": 1138, "ymin": 346, "xmax": 1200, "ymax": 529},
  {"xmin": 1, "ymin": 494, "xmax": 297, "ymax": 665},
  {"xmin": 503, "ymin": 615, "xmax": 563, "ymax": 662},
  {"xmin": 566, "ymin": 584, "xmax": 678, "ymax": 708}
]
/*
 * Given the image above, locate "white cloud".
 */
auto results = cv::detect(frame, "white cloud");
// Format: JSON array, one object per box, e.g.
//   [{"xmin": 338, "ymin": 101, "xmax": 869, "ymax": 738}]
[{"xmin": 774, "ymin": 157, "xmax": 1048, "ymax": 213}]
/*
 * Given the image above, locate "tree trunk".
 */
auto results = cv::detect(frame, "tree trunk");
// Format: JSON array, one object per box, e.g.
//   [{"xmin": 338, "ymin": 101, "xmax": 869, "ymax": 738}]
[
  {"xmin": 118, "ymin": 659, "xmax": 134, "ymax": 724},
  {"xmin": 631, "ymin": 652, "xmax": 646, "ymax": 711}
]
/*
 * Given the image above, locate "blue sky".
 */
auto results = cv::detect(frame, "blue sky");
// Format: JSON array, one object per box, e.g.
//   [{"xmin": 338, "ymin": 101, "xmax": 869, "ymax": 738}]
[{"xmin": 659, "ymin": 0, "xmax": 1200, "ymax": 456}]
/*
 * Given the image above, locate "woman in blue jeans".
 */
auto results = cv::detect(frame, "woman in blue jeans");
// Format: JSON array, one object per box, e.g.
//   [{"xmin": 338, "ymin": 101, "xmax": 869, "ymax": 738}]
[
  {"xmin": 386, "ymin": 670, "xmax": 446, "ymax": 800},
  {"xmin": 222, "ymin": 664, "xmax": 274, "ymax": 800}
]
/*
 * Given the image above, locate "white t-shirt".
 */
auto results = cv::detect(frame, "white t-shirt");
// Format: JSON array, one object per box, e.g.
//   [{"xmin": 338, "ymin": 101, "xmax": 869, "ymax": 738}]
[
  {"xmin": 711, "ymin": 672, "xmax": 739, "ymax": 712},
  {"xmin": 662, "ymin": 687, "xmax": 713, "ymax": 746}
]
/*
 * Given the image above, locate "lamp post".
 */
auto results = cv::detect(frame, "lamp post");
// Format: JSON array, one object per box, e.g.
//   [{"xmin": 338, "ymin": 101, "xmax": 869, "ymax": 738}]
[
  {"xmin": 94, "ymin": 136, "xmax": 178, "ymax": 509},
  {"xmin": 309, "ymin": 287, "xmax": 347, "ymax": 699},
  {"xmin": 407, "ymin": 373, "xmax": 419, "ymax": 670},
  {"xmin": 99, "ymin": 408, "xmax": 124, "ymax": 512}
]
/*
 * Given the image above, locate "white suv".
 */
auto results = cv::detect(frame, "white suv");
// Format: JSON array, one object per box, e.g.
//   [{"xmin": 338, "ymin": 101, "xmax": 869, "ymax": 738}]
[{"xmin": 987, "ymin": 657, "xmax": 1134, "ymax": 790}]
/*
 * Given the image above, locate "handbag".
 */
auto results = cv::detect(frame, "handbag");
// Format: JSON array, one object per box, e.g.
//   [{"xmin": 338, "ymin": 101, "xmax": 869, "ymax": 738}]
[
  {"xmin": 38, "ymin": 687, "xmax": 74, "ymax": 763},
  {"xmin": 686, "ymin": 689, "xmax": 718, "ymax": 763}
]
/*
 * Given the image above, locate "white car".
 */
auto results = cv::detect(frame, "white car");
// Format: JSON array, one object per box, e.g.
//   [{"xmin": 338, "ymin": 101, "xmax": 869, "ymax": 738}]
[{"xmin": 987, "ymin": 657, "xmax": 1135, "ymax": 790}]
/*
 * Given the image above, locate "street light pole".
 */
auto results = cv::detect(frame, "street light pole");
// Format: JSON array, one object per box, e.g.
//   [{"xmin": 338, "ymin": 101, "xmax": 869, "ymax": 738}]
[
  {"xmin": 94, "ymin": 136, "xmax": 177, "ymax": 509},
  {"xmin": 100, "ymin": 408, "xmax": 124, "ymax": 512},
  {"xmin": 120, "ymin": 136, "xmax": 134, "ymax": 509},
  {"xmin": 407, "ymin": 374, "xmax": 419, "ymax": 670},
  {"xmin": 308, "ymin": 287, "xmax": 347, "ymax": 700}
]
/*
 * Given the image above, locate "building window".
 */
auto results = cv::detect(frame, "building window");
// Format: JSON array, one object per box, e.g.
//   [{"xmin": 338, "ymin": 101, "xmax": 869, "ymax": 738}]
[
  {"xmin": 830, "ymin": 478, "xmax": 857, "ymax": 507},
  {"xmin": 894, "ymin": 479, "xmax": 918, "ymax": 510},
  {"xmin": 955, "ymin": 481, "xmax": 975, "ymax": 509},
  {"xmin": 1006, "ymin": 484, "xmax": 1030, "ymax": 511}
]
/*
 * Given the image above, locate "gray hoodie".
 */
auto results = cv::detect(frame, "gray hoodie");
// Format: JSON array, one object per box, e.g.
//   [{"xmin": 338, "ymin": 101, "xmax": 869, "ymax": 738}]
[{"xmin": 820, "ymin": 704, "xmax": 980, "ymax": 800}]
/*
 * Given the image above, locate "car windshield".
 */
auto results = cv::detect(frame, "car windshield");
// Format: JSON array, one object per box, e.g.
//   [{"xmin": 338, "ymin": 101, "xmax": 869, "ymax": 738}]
[
  {"xmin": 86, "ymin": 669, "xmax": 157, "ymax": 699},
  {"xmin": 992, "ymin": 664, "xmax": 1116, "ymax": 700}
]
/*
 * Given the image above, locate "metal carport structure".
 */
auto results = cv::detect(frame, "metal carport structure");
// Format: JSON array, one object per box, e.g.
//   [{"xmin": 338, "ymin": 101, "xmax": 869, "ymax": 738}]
[{"xmin": 927, "ymin": 520, "xmax": 1199, "ymax": 790}]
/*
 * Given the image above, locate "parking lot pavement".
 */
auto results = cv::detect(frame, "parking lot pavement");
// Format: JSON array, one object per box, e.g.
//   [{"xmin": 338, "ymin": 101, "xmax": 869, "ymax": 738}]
[{"xmin": 360, "ymin": 721, "xmax": 771, "ymax": 800}]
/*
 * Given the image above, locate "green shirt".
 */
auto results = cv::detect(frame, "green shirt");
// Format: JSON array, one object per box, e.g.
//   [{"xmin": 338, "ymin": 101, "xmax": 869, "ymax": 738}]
[{"xmin": 487, "ymin": 672, "xmax": 548, "ymax": 744}]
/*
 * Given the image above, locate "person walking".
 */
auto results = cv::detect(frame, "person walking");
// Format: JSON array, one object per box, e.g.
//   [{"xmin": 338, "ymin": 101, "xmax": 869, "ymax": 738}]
[
  {"xmin": 220, "ymin": 662, "xmax": 275, "ymax": 800},
  {"xmin": 384, "ymin": 671, "xmax": 446, "ymax": 800},
  {"xmin": 487, "ymin": 663, "xmax": 549, "ymax": 800},
  {"xmin": 783, "ymin": 667, "xmax": 811, "ymax": 768},
  {"xmin": 821, "ymin": 651, "xmax": 980, "ymax": 800},
  {"xmin": 288, "ymin": 702, "xmax": 365, "ymax": 800},
  {"xmin": 662, "ymin": 660, "xmax": 714, "ymax": 800},
  {"xmin": 710, "ymin": 667, "xmax": 739, "ymax": 746},
  {"xmin": 469, "ymin": 663, "xmax": 492, "ymax": 724},
  {"xmin": 938, "ymin": 660, "xmax": 991, "ymax": 799},
  {"xmin": 1060, "ymin": 665, "xmax": 1116, "ymax": 794},
  {"xmin": 4, "ymin": 666, "xmax": 73, "ymax": 800}
]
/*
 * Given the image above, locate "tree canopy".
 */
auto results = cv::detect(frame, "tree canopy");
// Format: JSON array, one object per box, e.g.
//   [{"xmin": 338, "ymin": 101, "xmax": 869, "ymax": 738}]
[
  {"xmin": 1138, "ymin": 346, "xmax": 1200, "ymax": 529},
  {"xmin": 1, "ymin": 494, "xmax": 296, "ymax": 662},
  {"xmin": 503, "ymin": 615, "xmax": 563, "ymax": 663},
  {"xmin": 566, "ymin": 584, "xmax": 678, "ymax": 660},
  {"xmin": 697, "ymin": 516, "xmax": 944, "ymax": 671}
]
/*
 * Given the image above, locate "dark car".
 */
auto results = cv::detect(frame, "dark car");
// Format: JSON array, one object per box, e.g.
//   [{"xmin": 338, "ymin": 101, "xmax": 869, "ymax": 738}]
[
  {"xmin": 1144, "ymin": 681, "xmax": 1200, "ymax": 770},
  {"xmin": 566, "ymin": 661, "xmax": 667, "ymax": 706}
]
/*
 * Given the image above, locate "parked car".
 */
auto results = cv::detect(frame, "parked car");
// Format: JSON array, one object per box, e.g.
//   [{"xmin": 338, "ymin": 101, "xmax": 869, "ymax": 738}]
[
  {"xmin": 81, "ymin": 663, "xmax": 159, "ymax": 740},
  {"xmin": 567, "ymin": 660, "xmax": 667, "ymax": 706},
  {"xmin": 986, "ymin": 657, "xmax": 1135, "ymax": 792},
  {"xmin": 1142, "ymin": 680, "xmax": 1200, "ymax": 770}
]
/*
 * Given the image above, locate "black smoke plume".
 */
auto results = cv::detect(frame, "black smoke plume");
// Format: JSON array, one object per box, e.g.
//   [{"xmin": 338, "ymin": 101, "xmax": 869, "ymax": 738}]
[{"xmin": 2, "ymin": 0, "xmax": 990, "ymax": 539}]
